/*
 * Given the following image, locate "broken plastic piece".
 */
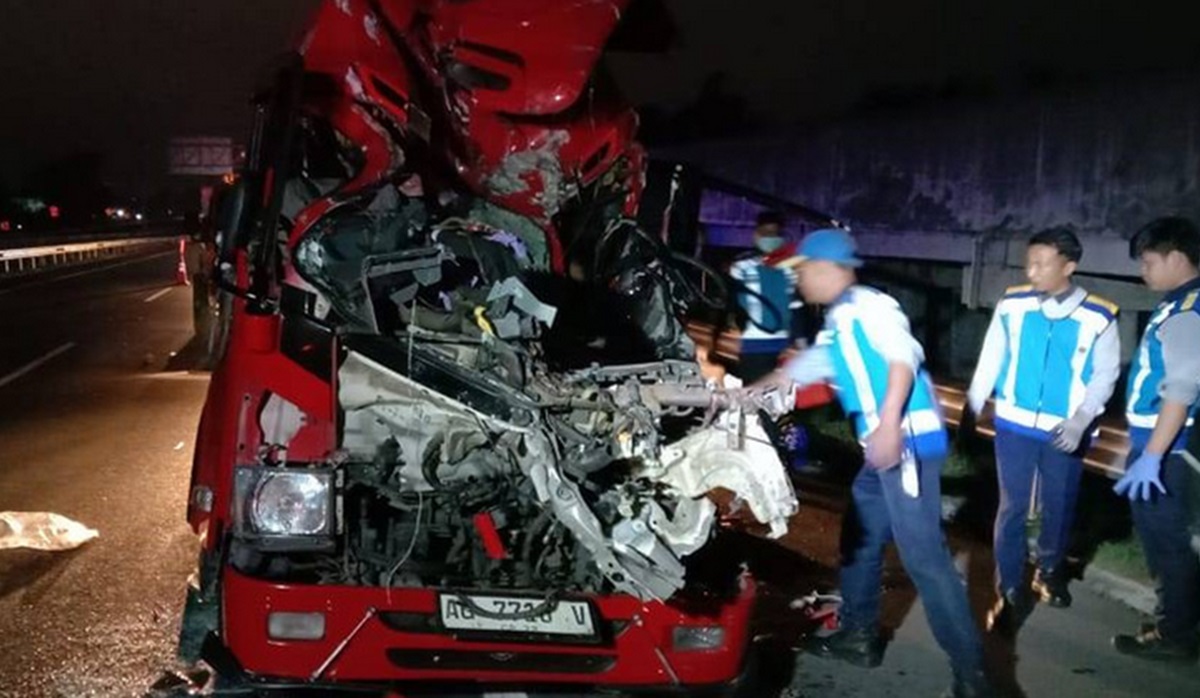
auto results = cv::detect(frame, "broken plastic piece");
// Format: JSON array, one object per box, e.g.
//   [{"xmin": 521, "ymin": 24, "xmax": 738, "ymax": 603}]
[
  {"xmin": 486, "ymin": 277, "xmax": 557, "ymax": 326},
  {"xmin": 0, "ymin": 512, "xmax": 99, "ymax": 551},
  {"xmin": 789, "ymin": 591, "xmax": 843, "ymax": 633},
  {"xmin": 147, "ymin": 665, "xmax": 213, "ymax": 696}
]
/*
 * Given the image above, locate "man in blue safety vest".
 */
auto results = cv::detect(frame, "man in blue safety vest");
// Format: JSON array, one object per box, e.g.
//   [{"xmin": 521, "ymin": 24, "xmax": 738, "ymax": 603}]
[
  {"xmin": 966, "ymin": 228, "xmax": 1121, "ymax": 634},
  {"xmin": 757, "ymin": 228, "xmax": 991, "ymax": 698},
  {"xmin": 730, "ymin": 210, "xmax": 803, "ymax": 382},
  {"xmin": 1111, "ymin": 216, "xmax": 1200, "ymax": 663}
]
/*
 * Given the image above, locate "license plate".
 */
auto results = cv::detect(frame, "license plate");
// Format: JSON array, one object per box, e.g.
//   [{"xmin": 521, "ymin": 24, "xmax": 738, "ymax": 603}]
[{"xmin": 438, "ymin": 593, "xmax": 596, "ymax": 637}]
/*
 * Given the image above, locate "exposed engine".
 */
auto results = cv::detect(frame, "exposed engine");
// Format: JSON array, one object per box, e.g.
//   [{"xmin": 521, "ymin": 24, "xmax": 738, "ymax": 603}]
[
  {"xmin": 332, "ymin": 336, "xmax": 797, "ymax": 601},
  {"xmin": 229, "ymin": 201, "xmax": 799, "ymax": 601}
]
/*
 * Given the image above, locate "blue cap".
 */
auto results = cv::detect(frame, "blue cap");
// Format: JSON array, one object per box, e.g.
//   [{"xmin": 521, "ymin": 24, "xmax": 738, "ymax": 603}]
[{"xmin": 791, "ymin": 228, "xmax": 862, "ymax": 268}]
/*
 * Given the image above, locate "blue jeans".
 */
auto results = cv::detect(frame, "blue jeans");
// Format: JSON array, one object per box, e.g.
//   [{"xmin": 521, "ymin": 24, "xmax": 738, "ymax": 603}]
[
  {"xmin": 839, "ymin": 457, "xmax": 984, "ymax": 675},
  {"xmin": 993, "ymin": 429, "xmax": 1084, "ymax": 593},
  {"xmin": 1129, "ymin": 450, "xmax": 1200, "ymax": 645}
]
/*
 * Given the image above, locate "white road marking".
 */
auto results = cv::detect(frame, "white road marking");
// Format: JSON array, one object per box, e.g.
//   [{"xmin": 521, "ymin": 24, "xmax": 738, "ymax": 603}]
[
  {"xmin": 0, "ymin": 342, "xmax": 77, "ymax": 389},
  {"xmin": 144, "ymin": 287, "xmax": 173, "ymax": 303}
]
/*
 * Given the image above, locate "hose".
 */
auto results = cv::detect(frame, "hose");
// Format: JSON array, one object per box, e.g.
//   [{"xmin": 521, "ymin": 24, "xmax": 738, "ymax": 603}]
[{"xmin": 382, "ymin": 490, "xmax": 424, "ymax": 588}]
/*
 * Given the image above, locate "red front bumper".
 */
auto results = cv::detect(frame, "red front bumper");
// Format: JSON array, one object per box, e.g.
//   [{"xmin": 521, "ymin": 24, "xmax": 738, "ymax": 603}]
[{"xmin": 221, "ymin": 567, "xmax": 755, "ymax": 688}]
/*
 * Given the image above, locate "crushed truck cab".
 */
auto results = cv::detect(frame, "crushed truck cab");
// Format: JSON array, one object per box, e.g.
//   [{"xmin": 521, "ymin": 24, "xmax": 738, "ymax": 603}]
[{"xmin": 181, "ymin": 1, "xmax": 811, "ymax": 694}]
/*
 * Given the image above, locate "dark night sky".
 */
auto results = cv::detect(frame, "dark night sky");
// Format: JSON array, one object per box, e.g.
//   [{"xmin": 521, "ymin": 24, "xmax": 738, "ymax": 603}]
[
  {"xmin": 0, "ymin": 0, "xmax": 316, "ymax": 191},
  {"xmin": 1, "ymin": 0, "xmax": 1198, "ymax": 193}
]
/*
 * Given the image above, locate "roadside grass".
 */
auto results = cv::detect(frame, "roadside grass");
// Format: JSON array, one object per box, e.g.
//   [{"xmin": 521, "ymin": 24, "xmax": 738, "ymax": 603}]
[
  {"xmin": 807, "ymin": 408, "xmax": 980, "ymax": 479},
  {"xmin": 1090, "ymin": 537, "xmax": 1152, "ymax": 583},
  {"xmin": 941, "ymin": 449, "xmax": 977, "ymax": 479},
  {"xmin": 808, "ymin": 411, "xmax": 856, "ymax": 444}
]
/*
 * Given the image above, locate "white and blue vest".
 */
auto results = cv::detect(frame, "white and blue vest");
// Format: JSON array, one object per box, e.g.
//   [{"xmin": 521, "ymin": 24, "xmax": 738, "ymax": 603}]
[
  {"xmin": 991, "ymin": 285, "xmax": 1119, "ymax": 439},
  {"xmin": 819, "ymin": 287, "xmax": 948, "ymax": 461},
  {"xmin": 731, "ymin": 255, "xmax": 798, "ymax": 353},
  {"xmin": 1126, "ymin": 285, "xmax": 1200, "ymax": 453}
]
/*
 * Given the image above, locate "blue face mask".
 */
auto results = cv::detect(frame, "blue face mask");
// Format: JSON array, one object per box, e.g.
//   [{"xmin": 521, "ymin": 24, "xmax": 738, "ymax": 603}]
[{"xmin": 756, "ymin": 236, "xmax": 784, "ymax": 253}]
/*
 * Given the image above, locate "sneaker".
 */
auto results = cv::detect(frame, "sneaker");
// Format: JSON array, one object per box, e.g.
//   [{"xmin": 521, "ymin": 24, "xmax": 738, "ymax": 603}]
[
  {"xmin": 1032, "ymin": 568, "xmax": 1072, "ymax": 608},
  {"xmin": 802, "ymin": 626, "xmax": 884, "ymax": 668},
  {"xmin": 986, "ymin": 589, "xmax": 1033, "ymax": 637},
  {"xmin": 1112, "ymin": 627, "xmax": 1199, "ymax": 663},
  {"xmin": 940, "ymin": 670, "xmax": 995, "ymax": 698}
]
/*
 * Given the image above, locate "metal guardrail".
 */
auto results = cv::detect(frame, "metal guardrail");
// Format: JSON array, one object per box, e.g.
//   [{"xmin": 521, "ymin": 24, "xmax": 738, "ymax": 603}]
[
  {"xmin": 934, "ymin": 384, "xmax": 1128, "ymax": 478},
  {"xmin": 0, "ymin": 237, "xmax": 175, "ymax": 275},
  {"xmin": 0, "ymin": 219, "xmax": 182, "ymax": 251}
]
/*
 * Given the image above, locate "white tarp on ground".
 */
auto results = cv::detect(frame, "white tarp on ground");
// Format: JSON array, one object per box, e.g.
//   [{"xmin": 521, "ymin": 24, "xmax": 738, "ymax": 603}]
[{"xmin": 0, "ymin": 511, "xmax": 99, "ymax": 551}]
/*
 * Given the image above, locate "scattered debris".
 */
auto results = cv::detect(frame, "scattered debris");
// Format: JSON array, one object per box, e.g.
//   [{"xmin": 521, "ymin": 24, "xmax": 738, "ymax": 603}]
[
  {"xmin": 789, "ymin": 591, "xmax": 843, "ymax": 634},
  {"xmin": 147, "ymin": 665, "xmax": 213, "ymax": 696},
  {"xmin": 0, "ymin": 511, "xmax": 98, "ymax": 551}
]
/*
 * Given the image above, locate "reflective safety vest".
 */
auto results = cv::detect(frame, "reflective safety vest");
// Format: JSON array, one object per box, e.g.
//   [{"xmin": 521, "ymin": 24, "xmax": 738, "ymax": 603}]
[
  {"xmin": 991, "ymin": 285, "xmax": 1119, "ymax": 438},
  {"xmin": 820, "ymin": 286, "xmax": 948, "ymax": 461},
  {"xmin": 1126, "ymin": 286, "xmax": 1200, "ymax": 452},
  {"xmin": 731, "ymin": 253, "xmax": 798, "ymax": 349}
]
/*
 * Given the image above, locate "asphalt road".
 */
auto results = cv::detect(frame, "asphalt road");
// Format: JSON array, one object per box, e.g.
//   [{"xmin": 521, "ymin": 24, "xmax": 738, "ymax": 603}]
[
  {"xmin": 0, "ymin": 251, "xmax": 1197, "ymax": 697},
  {"xmin": 0, "ymin": 247, "xmax": 207, "ymax": 698},
  {"xmin": 751, "ymin": 471, "xmax": 1200, "ymax": 697}
]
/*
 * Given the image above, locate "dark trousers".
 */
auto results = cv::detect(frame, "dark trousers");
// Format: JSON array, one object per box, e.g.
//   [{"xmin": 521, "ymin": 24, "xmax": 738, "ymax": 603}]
[
  {"xmin": 840, "ymin": 458, "xmax": 984, "ymax": 674},
  {"xmin": 1130, "ymin": 451, "xmax": 1200, "ymax": 645},
  {"xmin": 993, "ymin": 429, "xmax": 1084, "ymax": 593}
]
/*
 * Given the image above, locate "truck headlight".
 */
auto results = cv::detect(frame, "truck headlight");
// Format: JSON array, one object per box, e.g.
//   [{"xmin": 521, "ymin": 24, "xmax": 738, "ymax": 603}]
[{"xmin": 233, "ymin": 467, "xmax": 334, "ymax": 550}]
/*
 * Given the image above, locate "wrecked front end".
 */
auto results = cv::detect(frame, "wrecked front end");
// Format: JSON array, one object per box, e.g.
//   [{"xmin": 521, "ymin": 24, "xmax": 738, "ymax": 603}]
[
  {"xmin": 205, "ymin": 340, "xmax": 792, "ymax": 690},
  {"xmin": 187, "ymin": 279, "xmax": 797, "ymax": 691},
  {"xmin": 181, "ymin": 0, "xmax": 797, "ymax": 693}
]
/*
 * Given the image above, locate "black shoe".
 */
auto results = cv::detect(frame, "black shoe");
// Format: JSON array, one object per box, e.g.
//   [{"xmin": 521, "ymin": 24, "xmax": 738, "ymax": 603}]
[
  {"xmin": 1112, "ymin": 627, "xmax": 1199, "ymax": 663},
  {"xmin": 986, "ymin": 589, "xmax": 1032, "ymax": 637},
  {"xmin": 940, "ymin": 670, "xmax": 995, "ymax": 698},
  {"xmin": 1032, "ymin": 568, "xmax": 1072, "ymax": 608},
  {"xmin": 802, "ymin": 627, "xmax": 884, "ymax": 668}
]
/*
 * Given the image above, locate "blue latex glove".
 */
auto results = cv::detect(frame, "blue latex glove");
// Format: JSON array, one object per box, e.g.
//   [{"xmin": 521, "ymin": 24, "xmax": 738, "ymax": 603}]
[{"xmin": 1113, "ymin": 452, "xmax": 1166, "ymax": 501}]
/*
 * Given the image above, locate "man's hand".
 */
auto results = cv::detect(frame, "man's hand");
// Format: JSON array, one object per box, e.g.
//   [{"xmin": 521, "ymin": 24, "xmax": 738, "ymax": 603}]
[
  {"xmin": 867, "ymin": 363, "xmax": 914, "ymax": 470},
  {"xmin": 1050, "ymin": 411, "xmax": 1092, "ymax": 454},
  {"xmin": 966, "ymin": 386, "xmax": 990, "ymax": 419},
  {"xmin": 1113, "ymin": 452, "xmax": 1166, "ymax": 501},
  {"xmin": 695, "ymin": 345, "xmax": 726, "ymax": 383},
  {"xmin": 866, "ymin": 420, "xmax": 903, "ymax": 470}
]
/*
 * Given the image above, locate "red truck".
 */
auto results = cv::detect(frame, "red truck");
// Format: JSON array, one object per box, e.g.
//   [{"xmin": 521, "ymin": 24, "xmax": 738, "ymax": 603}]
[{"xmin": 181, "ymin": 1, "xmax": 817, "ymax": 694}]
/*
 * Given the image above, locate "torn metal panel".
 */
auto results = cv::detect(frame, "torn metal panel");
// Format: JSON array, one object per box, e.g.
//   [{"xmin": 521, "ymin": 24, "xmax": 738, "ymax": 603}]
[{"xmin": 484, "ymin": 130, "xmax": 577, "ymax": 219}]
